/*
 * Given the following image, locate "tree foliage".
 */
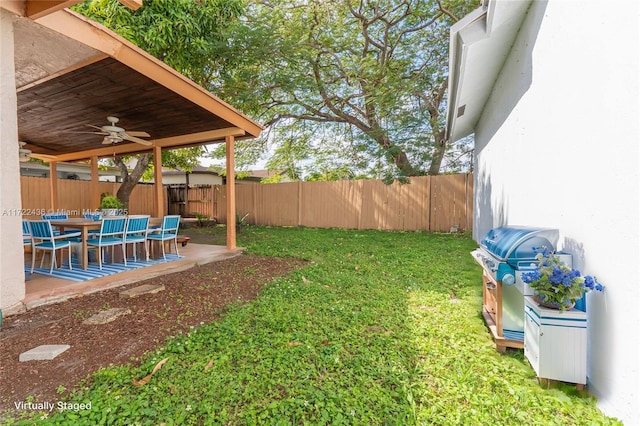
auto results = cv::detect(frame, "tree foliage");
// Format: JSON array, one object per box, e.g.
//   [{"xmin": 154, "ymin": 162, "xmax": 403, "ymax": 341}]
[
  {"xmin": 76, "ymin": 0, "xmax": 477, "ymax": 184},
  {"xmin": 73, "ymin": 0, "xmax": 244, "ymax": 86},
  {"xmin": 211, "ymin": 0, "xmax": 477, "ymax": 179}
]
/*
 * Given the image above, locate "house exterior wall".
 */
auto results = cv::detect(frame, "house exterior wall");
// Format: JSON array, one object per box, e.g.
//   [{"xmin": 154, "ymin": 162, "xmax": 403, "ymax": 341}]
[
  {"xmin": 0, "ymin": 9, "xmax": 27, "ymax": 314},
  {"xmin": 473, "ymin": 1, "xmax": 639, "ymax": 422}
]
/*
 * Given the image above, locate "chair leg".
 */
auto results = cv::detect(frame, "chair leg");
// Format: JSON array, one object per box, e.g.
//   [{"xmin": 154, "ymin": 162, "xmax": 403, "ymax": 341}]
[
  {"xmin": 174, "ymin": 238, "xmax": 180, "ymax": 257},
  {"xmin": 122, "ymin": 243, "xmax": 127, "ymax": 266},
  {"xmin": 161, "ymin": 239, "xmax": 167, "ymax": 261},
  {"xmin": 95, "ymin": 246, "xmax": 102, "ymax": 270},
  {"xmin": 144, "ymin": 240, "xmax": 150, "ymax": 261},
  {"xmin": 49, "ymin": 250, "xmax": 55, "ymax": 274},
  {"xmin": 31, "ymin": 248, "xmax": 36, "ymax": 273},
  {"xmin": 68, "ymin": 246, "xmax": 73, "ymax": 270}
]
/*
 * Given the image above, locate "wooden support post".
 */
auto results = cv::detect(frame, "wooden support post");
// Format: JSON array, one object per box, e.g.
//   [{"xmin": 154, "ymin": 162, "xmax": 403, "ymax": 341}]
[
  {"xmin": 90, "ymin": 156, "xmax": 100, "ymax": 210},
  {"xmin": 153, "ymin": 145, "xmax": 164, "ymax": 218},
  {"xmin": 225, "ymin": 135, "xmax": 236, "ymax": 250},
  {"xmin": 49, "ymin": 161, "xmax": 58, "ymax": 211}
]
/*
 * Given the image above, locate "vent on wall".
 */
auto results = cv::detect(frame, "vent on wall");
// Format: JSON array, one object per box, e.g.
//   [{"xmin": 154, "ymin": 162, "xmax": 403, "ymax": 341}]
[{"xmin": 457, "ymin": 105, "xmax": 466, "ymax": 118}]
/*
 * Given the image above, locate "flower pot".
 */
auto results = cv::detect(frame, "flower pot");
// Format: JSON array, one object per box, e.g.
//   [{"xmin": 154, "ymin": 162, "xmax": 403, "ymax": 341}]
[{"xmin": 532, "ymin": 295, "xmax": 574, "ymax": 310}]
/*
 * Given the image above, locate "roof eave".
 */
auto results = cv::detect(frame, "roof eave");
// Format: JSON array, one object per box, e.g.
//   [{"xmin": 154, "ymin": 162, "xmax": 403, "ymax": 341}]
[{"xmin": 445, "ymin": 0, "xmax": 533, "ymax": 144}]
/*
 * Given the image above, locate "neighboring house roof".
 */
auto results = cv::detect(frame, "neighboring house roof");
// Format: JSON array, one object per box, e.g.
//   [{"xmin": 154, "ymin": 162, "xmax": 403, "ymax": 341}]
[
  {"xmin": 162, "ymin": 166, "xmax": 221, "ymax": 176},
  {"xmin": 20, "ymin": 161, "xmax": 121, "ymax": 178},
  {"xmin": 237, "ymin": 169, "xmax": 288, "ymax": 182},
  {"xmin": 445, "ymin": 0, "xmax": 532, "ymax": 143},
  {"xmin": 11, "ymin": 7, "xmax": 263, "ymax": 162},
  {"xmin": 160, "ymin": 167, "xmax": 287, "ymax": 183}
]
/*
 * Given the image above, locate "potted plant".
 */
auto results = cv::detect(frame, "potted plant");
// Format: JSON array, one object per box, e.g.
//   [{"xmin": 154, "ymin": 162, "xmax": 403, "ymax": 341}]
[
  {"xmin": 522, "ymin": 248, "xmax": 604, "ymax": 311},
  {"xmin": 100, "ymin": 194, "xmax": 123, "ymax": 216}
]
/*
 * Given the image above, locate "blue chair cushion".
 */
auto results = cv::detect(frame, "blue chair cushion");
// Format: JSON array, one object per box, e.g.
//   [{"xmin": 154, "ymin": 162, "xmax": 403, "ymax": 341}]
[
  {"xmin": 34, "ymin": 240, "xmax": 70, "ymax": 249},
  {"xmin": 87, "ymin": 237, "xmax": 124, "ymax": 245}
]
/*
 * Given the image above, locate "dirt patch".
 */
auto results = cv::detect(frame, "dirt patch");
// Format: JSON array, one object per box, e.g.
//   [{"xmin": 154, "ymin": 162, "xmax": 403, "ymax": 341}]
[{"xmin": 0, "ymin": 254, "xmax": 304, "ymax": 415}]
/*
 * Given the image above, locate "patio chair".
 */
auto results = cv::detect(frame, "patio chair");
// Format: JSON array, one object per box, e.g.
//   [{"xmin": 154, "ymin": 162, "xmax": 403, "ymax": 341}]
[
  {"xmin": 86, "ymin": 217, "xmax": 127, "ymax": 270},
  {"xmin": 146, "ymin": 215, "xmax": 181, "ymax": 261},
  {"xmin": 83, "ymin": 212, "xmax": 103, "ymax": 221},
  {"xmin": 27, "ymin": 220, "xmax": 75, "ymax": 274},
  {"xmin": 22, "ymin": 219, "xmax": 31, "ymax": 246},
  {"xmin": 42, "ymin": 212, "xmax": 80, "ymax": 236},
  {"xmin": 42, "ymin": 212, "xmax": 68, "ymax": 220},
  {"xmin": 82, "ymin": 212, "xmax": 102, "ymax": 236},
  {"xmin": 124, "ymin": 215, "xmax": 150, "ymax": 262}
]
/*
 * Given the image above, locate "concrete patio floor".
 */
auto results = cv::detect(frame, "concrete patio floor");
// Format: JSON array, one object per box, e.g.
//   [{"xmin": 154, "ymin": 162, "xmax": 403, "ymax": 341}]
[{"xmin": 20, "ymin": 243, "xmax": 243, "ymax": 312}]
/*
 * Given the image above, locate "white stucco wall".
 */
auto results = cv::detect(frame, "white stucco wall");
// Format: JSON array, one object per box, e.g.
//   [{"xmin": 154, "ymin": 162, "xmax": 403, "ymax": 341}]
[
  {"xmin": 473, "ymin": 1, "xmax": 639, "ymax": 422},
  {"xmin": 0, "ymin": 9, "xmax": 27, "ymax": 314}
]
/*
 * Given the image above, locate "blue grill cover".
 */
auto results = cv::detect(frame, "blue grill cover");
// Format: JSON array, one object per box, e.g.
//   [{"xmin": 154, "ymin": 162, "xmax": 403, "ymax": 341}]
[{"xmin": 481, "ymin": 226, "xmax": 559, "ymax": 266}]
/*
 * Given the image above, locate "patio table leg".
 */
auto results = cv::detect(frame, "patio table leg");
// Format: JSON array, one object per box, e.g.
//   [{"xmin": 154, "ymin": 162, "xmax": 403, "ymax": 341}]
[{"xmin": 81, "ymin": 228, "xmax": 88, "ymax": 269}]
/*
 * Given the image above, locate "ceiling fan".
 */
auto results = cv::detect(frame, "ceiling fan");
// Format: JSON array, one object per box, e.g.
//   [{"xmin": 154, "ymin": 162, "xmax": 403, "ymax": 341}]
[{"xmin": 85, "ymin": 116, "xmax": 151, "ymax": 146}]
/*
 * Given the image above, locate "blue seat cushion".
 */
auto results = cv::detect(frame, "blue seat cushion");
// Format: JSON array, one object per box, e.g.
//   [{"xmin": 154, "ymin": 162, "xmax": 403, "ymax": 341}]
[
  {"xmin": 87, "ymin": 237, "xmax": 124, "ymax": 245},
  {"xmin": 125, "ymin": 235, "xmax": 146, "ymax": 243},
  {"xmin": 34, "ymin": 240, "xmax": 70, "ymax": 249},
  {"xmin": 147, "ymin": 233, "xmax": 176, "ymax": 241}
]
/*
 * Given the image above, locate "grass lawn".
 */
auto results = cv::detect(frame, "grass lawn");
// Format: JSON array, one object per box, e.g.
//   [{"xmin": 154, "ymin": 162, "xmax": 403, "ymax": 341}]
[{"xmin": 12, "ymin": 226, "xmax": 620, "ymax": 425}]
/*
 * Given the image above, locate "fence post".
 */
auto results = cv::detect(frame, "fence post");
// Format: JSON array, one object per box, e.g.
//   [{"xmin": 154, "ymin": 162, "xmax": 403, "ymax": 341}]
[{"xmin": 297, "ymin": 181, "xmax": 302, "ymax": 227}]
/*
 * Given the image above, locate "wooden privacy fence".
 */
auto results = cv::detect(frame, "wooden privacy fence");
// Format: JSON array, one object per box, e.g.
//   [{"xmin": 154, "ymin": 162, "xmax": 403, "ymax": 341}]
[
  {"xmin": 198, "ymin": 175, "xmax": 473, "ymax": 232},
  {"xmin": 20, "ymin": 177, "xmax": 157, "ymax": 218},
  {"xmin": 19, "ymin": 174, "xmax": 473, "ymax": 232}
]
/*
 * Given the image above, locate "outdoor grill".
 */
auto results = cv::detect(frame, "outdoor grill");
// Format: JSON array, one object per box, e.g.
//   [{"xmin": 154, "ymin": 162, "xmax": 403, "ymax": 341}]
[{"xmin": 471, "ymin": 226, "xmax": 566, "ymax": 351}]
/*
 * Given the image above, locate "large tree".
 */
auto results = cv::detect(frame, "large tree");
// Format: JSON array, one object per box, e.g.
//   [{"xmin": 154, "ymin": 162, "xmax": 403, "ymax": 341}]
[
  {"xmin": 76, "ymin": 0, "xmax": 477, "ymax": 184},
  {"xmin": 211, "ymin": 0, "xmax": 477, "ymax": 179}
]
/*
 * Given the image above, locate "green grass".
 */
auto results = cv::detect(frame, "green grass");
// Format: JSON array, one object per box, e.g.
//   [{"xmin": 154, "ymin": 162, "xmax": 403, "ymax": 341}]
[{"xmin": 7, "ymin": 227, "xmax": 620, "ymax": 425}]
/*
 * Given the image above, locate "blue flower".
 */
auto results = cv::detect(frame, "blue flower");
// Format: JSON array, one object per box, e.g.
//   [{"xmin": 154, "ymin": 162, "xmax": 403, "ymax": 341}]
[
  {"xmin": 526, "ymin": 251, "xmax": 604, "ymax": 311},
  {"xmin": 522, "ymin": 270, "xmax": 540, "ymax": 283}
]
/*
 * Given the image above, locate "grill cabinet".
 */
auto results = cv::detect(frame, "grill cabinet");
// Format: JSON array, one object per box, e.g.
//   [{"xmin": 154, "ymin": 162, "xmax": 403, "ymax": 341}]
[
  {"xmin": 471, "ymin": 226, "xmax": 561, "ymax": 352},
  {"xmin": 524, "ymin": 296, "xmax": 587, "ymax": 386}
]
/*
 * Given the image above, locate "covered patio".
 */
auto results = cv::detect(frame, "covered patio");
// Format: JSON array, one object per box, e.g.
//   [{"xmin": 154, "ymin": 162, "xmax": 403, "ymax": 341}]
[{"xmin": 1, "ymin": 1, "xmax": 263, "ymax": 315}]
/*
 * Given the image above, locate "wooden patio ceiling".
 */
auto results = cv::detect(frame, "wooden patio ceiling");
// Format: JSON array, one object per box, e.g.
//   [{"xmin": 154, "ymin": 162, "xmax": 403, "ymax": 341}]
[
  {"xmin": 18, "ymin": 57, "xmax": 235, "ymax": 156},
  {"xmin": 13, "ymin": 8, "xmax": 262, "ymax": 162}
]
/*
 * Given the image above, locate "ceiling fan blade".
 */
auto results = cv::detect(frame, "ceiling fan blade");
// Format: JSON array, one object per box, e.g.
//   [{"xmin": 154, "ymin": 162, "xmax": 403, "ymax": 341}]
[
  {"xmin": 87, "ymin": 124, "xmax": 106, "ymax": 131},
  {"xmin": 121, "ymin": 133, "xmax": 152, "ymax": 146},
  {"xmin": 102, "ymin": 137, "xmax": 113, "ymax": 144},
  {"xmin": 126, "ymin": 131, "xmax": 150, "ymax": 137}
]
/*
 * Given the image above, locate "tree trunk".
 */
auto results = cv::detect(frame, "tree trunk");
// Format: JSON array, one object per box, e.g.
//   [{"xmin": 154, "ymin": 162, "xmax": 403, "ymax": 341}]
[
  {"xmin": 368, "ymin": 131, "xmax": 419, "ymax": 177},
  {"xmin": 114, "ymin": 154, "xmax": 151, "ymax": 212},
  {"xmin": 427, "ymin": 129, "xmax": 446, "ymax": 175}
]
